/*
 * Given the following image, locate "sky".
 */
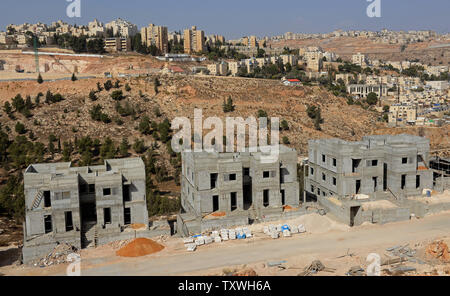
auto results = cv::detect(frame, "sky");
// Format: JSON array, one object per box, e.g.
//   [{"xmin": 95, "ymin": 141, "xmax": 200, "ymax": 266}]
[{"xmin": 0, "ymin": 0, "xmax": 449, "ymax": 39}]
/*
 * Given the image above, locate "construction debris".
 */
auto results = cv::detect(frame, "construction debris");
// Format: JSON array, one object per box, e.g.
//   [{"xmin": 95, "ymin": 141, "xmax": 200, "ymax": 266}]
[
  {"xmin": 232, "ymin": 268, "xmax": 258, "ymax": 276},
  {"xmin": 298, "ymin": 260, "xmax": 335, "ymax": 276},
  {"xmin": 346, "ymin": 265, "xmax": 365, "ymax": 276},
  {"xmin": 426, "ymin": 240, "xmax": 450, "ymax": 262},
  {"xmin": 267, "ymin": 260, "xmax": 287, "ymax": 267},
  {"xmin": 32, "ymin": 242, "xmax": 79, "ymax": 267},
  {"xmin": 385, "ymin": 266, "xmax": 417, "ymax": 275}
]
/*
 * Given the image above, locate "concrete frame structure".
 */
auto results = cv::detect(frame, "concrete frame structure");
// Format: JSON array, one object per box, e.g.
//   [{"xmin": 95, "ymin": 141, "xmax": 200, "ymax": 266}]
[
  {"xmin": 305, "ymin": 135, "xmax": 433, "ymax": 201},
  {"xmin": 22, "ymin": 158, "xmax": 149, "ymax": 263},
  {"xmin": 177, "ymin": 146, "xmax": 300, "ymax": 235}
]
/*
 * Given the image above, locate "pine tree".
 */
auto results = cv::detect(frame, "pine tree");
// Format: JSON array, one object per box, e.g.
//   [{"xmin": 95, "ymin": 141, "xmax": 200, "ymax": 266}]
[{"xmin": 37, "ymin": 73, "xmax": 43, "ymax": 84}]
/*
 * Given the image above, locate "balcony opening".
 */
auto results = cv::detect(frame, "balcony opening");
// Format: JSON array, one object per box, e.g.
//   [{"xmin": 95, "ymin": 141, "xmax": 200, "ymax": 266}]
[
  {"xmin": 43, "ymin": 191, "xmax": 51, "ymax": 207},
  {"xmin": 65, "ymin": 211, "xmax": 73, "ymax": 232},
  {"xmin": 263, "ymin": 189, "xmax": 269, "ymax": 207},
  {"xmin": 124, "ymin": 208, "xmax": 131, "ymax": 225},
  {"xmin": 352, "ymin": 159, "xmax": 361, "ymax": 173},
  {"xmin": 212, "ymin": 195, "xmax": 219, "ymax": 212},
  {"xmin": 356, "ymin": 180, "xmax": 361, "ymax": 194},
  {"xmin": 210, "ymin": 173, "xmax": 218, "ymax": 189},
  {"xmin": 104, "ymin": 208, "xmax": 111, "ymax": 224},
  {"xmin": 230, "ymin": 192, "xmax": 237, "ymax": 211},
  {"xmin": 123, "ymin": 185, "xmax": 130, "ymax": 202},
  {"xmin": 44, "ymin": 215, "xmax": 52, "ymax": 233},
  {"xmin": 401, "ymin": 174, "xmax": 406, "ymax": 189}
]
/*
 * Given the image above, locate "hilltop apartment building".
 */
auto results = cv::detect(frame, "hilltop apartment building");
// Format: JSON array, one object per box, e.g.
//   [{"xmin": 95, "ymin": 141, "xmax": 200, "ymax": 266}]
[
  {"xmin": 141, "ymin": 24, "xmax": 169, "ymax": 54},
  {"xmin": 184, "ymin": 26, "xmax": 205, "ymax": 54}
]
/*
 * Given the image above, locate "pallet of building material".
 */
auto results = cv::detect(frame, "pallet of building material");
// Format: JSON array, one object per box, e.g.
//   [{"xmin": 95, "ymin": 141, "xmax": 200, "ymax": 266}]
[
  {"xmin": 281, "ymin": 224, "xmax": 290, "ymax": 231},
  {"xmin": 214, "ymin": 236, "xmax": 222, "ymax": 243},
  {"xmin": 195, "ymin": 237, "xmax": 205, "ymax": 246},
  {"xmin": 263, "ymin": 226, "xmax": 269, "ymax": 234},
  {"xmin": 229, "ymin": 230, "xmax": 236, "ymax": 240},
  {"xmin": 211, "ymin": 231, "xmax": 219, "ymax": 238},
  {"xmin": 204, "ymin": 236, "xmax": 213, "ymax": 244},
  {"xmin": 276, "ymin": 225, "xmax": 282, "ymax": 232},
  {"xmin": 298, "ymin": 224, "xmax": 306, "ymax": 233},
  {"xmin": 291, "ymin": 225, "xmax": 299, "ymax": 234},
  {"xmin": 271, "ymin": 232, "xmax": 279, "ymax": 239},
  {"xmin": 186, "ymin": 243, "xmax": 197, "ymax": 252},
  {"xmin": 283, "ymin": 230, "xmax": 291, "ymax": 237},
  {"xmin": 183, "ymin": 237, "xmax": 194, "ymax": 244}
]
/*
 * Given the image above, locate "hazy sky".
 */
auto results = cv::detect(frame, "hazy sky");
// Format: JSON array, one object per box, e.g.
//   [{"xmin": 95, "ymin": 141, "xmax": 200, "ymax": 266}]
[{"xmin": 1, "ymin": 0, "xmax": 449, "ymax": 39}]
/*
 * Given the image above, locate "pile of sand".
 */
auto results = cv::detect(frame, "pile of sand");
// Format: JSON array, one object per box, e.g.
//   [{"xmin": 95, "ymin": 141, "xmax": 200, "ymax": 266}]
[
  {"xmin": 295, "ymin": 213, "xmax": 350, "ymax": 234},
  {"xmin": 130, "ymin": 223, "xmax": 146, "ymax": 230},
  {"xmin": 362, "ymin": 200, "xmax": 397, "ymax": 211},
  {"xmin": 116, "ymin": 238, "xmax": 164, "ymax": 257}
]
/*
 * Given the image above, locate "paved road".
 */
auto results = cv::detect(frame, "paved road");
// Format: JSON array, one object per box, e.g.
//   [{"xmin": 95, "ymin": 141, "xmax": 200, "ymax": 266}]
[{"xmin": 77, "ymin": 213, "xmax": 450, "ymax": 275}]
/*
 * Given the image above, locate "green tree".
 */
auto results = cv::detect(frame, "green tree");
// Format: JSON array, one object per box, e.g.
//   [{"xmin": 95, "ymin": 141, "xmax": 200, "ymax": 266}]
[
  {"xmin": 89, "ymin": 90, "xmax": 97, "ymax": 101},
  {"xmin": 222, "ymin": 96, "xmax": 235, "ymax": 113},
  {"xmin": 257, "ymin": 109, "xmax": 268, "ymax": 118},
  {"xmin": 15, "ymin": 122, "xmax": 26, "ymax": 134},
  {"xmin": 111, "ymin": 90, "xmax": 124, "ymax": 101},
  {"xmin": 37, "ymin": 73, "xmax": 43, "ymax": 84},
  {"xmin": 280, "ymin": 119, "xmax": 289, "ymax": 131},
  {"xmin": 133, "ymin": 139, "xmax": 146, "ymax": 154},
  {"xmin": 366, "ymin": 92, "xmax": 378, "ymax": 105},
  {"xmin": 104, "ymin": 80, "xmax": 113, "ymax": 91},
  {"xmin": 119, "ymin": 137, "xmax": 129, "ymax": 157}
]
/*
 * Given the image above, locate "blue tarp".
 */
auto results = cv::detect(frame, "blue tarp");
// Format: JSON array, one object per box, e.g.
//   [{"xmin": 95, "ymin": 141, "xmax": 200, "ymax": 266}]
[{"xmin": 281, "ymin": 224, "xmax": 290, "ymax": 231}]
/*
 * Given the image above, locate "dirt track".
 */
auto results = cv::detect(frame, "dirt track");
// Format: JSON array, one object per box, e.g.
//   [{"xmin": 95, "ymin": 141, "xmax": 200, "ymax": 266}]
[{"xmin": 2, "ymin": 210, "xmax": 450, "ymax": 276}]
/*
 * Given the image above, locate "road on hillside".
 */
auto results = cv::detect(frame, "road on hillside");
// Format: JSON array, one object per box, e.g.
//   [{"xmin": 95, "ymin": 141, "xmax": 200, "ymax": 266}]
[{"xmin": 75, "ymin": 213, "xmax": 450, "ymax": 275}]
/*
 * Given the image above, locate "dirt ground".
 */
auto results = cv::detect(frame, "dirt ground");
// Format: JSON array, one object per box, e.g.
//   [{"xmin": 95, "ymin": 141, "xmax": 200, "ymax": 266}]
[{"xmin": 1, "ymin": 209, "xmax": 450, "ymax": 276}]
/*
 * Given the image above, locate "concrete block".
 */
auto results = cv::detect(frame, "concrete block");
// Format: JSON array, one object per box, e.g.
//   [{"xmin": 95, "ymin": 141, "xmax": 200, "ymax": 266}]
[
  {"xmin": 283, "ymin": 230, "xmax": 291, "ymax": 237},
  {"xmin": 186, "ymin": 243, "xmax": 197, "ymax": 252},
  {"xmin": 183, "ymin": 237, "xmax": 194, "ymax": 244},
  {"xmin": 298, "ymin": 224, "xmax": 306, "ymax": 233},
  {"xmin": 195, "ymin": 237, "xmax": 205, "ymax": 245},
  {"xmin": 204, "ymin": 236, "xmax": 213, "ymax": 244}
]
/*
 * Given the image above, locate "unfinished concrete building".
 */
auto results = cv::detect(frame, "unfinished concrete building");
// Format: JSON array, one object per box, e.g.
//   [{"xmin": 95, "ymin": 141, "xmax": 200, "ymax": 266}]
[
  {"xmin": 177, "ymin": 145, "xmax": 301, "ymax": 235},
  {"xmin": 305, "ymin": 135, "xmax": 433, "ymax": 201},
  {"xmin": 22, "ymin": 158, "xmax": 150, "ymax": 263},
  {"xmin": 303, "ymin": 135, "xmax": 436, "ymax": 226}
]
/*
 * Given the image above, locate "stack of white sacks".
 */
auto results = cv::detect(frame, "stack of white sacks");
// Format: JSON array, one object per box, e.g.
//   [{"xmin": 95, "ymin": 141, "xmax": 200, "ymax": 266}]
[
  {"xmin": 263, "ymin": 223, "xmax": 306, "ymax": 239},
  {"xmin": 185, "ymin": 227, "xmax": 254, "ymax": 251}
]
